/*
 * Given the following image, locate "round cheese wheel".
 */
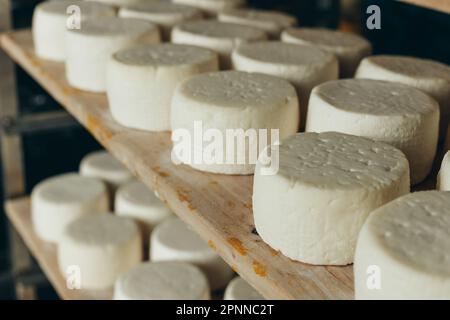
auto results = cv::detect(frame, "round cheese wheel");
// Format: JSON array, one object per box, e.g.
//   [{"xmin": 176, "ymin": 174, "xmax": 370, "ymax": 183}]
[
  {"xmin": 115, "ymin": 180, "xmax": 173, "ymax": 240},
  {"xmin": 150, "ymin": 218, "xmax": 233, "ymax": 290},
  {"xmin": 31, "ymin": 173, "xmax": 109, "ymax": 243},
  {"xmin": 218, "ymin": 8, "xmax": 297, "ymax": 39},
  {"xmin": 355, "ymin": 55, "xmax": 450, "ymax": 140},
  {"xmin": 231, "ymin": 41, "xmax": 338, "ymax": 128},
  {"xmin": 253, "ymin": 132, "xmax": 410, "ymax": 265},
  {"xmin": 119, "ymin": 2, "xmax": 202, "ymax": 40},
  {"xmin": 306, "ymin": 79, "xmax": 439, "ymax": 185},
  {"xmin": 281, "ymin": 27, "xmax": 372, "ymax": 78},
  {"xmin": 173, "ymin": 0, "xmax": 244, "ymax": 17},
  {"xmin": 355, "ymin": 191, "xmax": 450, "ymax": 299},
  {"xmin": 224, "ymin": 277, "xmax": 264, "ymax": 300},
  {"xmin": 114, "ymin": 261, "xmax": 210, "ymax": 300},
  {"xmin": 171, "ymin": 20, "xmax": 267, "ymax": 69},
  {"xmin": 85, "ymin": 0, "xmax": 156, "ymax": 6},
  {"xmin": 58, "ymin": 214, "xmax": 142, "ymax": 290},
  {"xmin": 171, "ymin": 70, "xmax": 299, "ymax": 175},
  {"xmin": 32, "ymin": 0, "xmax": 115, "ymax": 61},
  {"xmin": 65, "ymin": 16, "xmax": 160, "ymax": 92},
  {"xmin": 106, "ymin": 43, "xmax": 219, "ymax": 131},
  {"xmin": 437, "ymin": 151, "xmax": 450, "ymax": 191}
]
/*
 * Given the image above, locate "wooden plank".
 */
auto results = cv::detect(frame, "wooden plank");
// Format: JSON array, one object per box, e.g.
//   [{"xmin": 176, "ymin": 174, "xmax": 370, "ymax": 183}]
[
  {"xmin": 399, "ymin": 0, "xmax": 450, "ymax": 14},
  {"xmin": 5, "ymin": 197, "xmax": 113, "ymax": 300},
  {"xmin": 0, "ymin": 30, "xmax": 356, "ymax": 300}
]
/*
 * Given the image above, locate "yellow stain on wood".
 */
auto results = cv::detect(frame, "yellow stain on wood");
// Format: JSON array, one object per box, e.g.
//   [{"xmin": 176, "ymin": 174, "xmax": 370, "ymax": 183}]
[
  {"xmin": 151, "ymin": 166, "xmax": 170, "ymax": 178},
  {"xmin": 188, "ymin": 203, "xmax": 196, "ymax": 211},
  {"xmin": 269, "ymin": 248, "xmax": 280, "ymax": 257},
  {"xmin": 243, "ymin": 203, "xmax": 252, "ymax": 210},
  {"xmin": 176, "ymin": 189, "xmax": 190, "ymax": 203},
  {"xmin": 252, "ymin": 260, "xmax": 267, "ymax": 277},
  {"xmin": 208, "ymin": 240, "xmax": 216, "ymax": 251},
  {"xmin": 231, "ymin": 265, "xmax": 238, "ymax": 273},
  {"xmin": 228, "ymin": 201, "xmax": 236, "ymax": 209},
  {"xmin": 227, "ymin": 237, "xmax": 247, "ymax": 256},
  {"xmin": 86, "ymin": 114, "xmax": 113, "ymax": 143}
]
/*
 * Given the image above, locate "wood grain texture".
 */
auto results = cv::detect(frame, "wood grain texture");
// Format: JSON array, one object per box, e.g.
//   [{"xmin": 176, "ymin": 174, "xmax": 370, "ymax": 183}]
[
  {"xmin": 0, "ymin": 30, "xmax": 356, "ymax": 300},
  {"xmin": 399, "ymin": 0, "xmax": 450, "ymax": 14}
]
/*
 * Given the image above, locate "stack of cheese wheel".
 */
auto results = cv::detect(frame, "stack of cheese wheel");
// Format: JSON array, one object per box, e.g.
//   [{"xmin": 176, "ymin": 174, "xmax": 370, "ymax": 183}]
[
  {"xmin": 31, "ymin": 173, "xmax": 109, "ymax": 243},
  {"xmin": 173, "ymin": 0, "xmax": 245, "ymax": 17},
  {"xmin": 106, "ymin": 43, "xmax": 219, "ymax": 132},
  {"xmin": 171, "ymin": 20, "xmax": 267, "ymax": 68},
  {"xmin": 119, "ymin": 2, "xmax": 203, "ymax": 40},
  {"xmin": 253, "ymin": 132, "xmax": 410, "ymax": 265},
  {"xmin": 114, "ymin": 262, "xmax": 210, "ymax": 300},
  {"xmin": 150, "ymin": 218, "xmax": 233, "ymax": 291},
  {"xmin": 355, "ymin": 55, "xmax": 450, "ymax": 140},
  {"xmin": 218, "ymin": 8, "xmax": 297, "ymax": 39},
  {"xmin": 231, "ymin": 41, "xmax": 338, "ymax": 128},
  {"xmin": 306, "ymin": 79, "xmax": 440, "ymax": 185},
  {"xmin": 115, "ymin": 180, "xmax": 173, "ymax": 241},
  {"xmin": 224, "ymin": 277, "xmax": 264, "ymax": 300},
  {"xmin": 355, "ymin": 191, "xmax": 450, "ymax": 299},
  {"xmin": 32, "ymin": 0, "xmax": 115, "ymax": 61},
  {"xmin": 171, "ymin": 70, "xmax": 299, "ymax": 175},
  {"xmin": 58, "ymin": 214, "xmax": 142, "ymax": 290},
  {"xmin": 65, "ymin": 17, "xmax": 160, "ymax": 92},
  {"xmin": 282, "ymin": 27, "xmax": 372, "ymax": 78},
  {"xmin": 437, "ymin": 151, "xmax": 450, "ymax": 190}
]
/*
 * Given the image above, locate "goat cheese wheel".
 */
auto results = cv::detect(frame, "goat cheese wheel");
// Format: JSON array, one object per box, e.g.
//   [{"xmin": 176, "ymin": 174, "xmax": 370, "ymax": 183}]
[
  {"xmin": 58, "ymin": 214, "xmax": 142, "ymax": 290},
  {"xmin": 150, "ymin": 218, "xmax": 233, "ymax": 290},
  {"xmin": 282, "ymin": 28, "xmax": 372, "ymax": 78},
  {"xmin": 355, "ymin": 191, "xmax": 450, "ymax": 299},
  {"xmin": 305, "ymin": 79, "xmax": 439, "ymax": 185},
  {"xmin": 115, "ymin": 180, "xmax": 173, "ymax": 240},
  {"xmin": 253, "ymin": 132, "xmax": 410, "ymax": 265},
  {"xmin": 171, "ymin": 20, "xmax": 267, "ymax": 69},
  {"xmin": 32, "ymin": 0, "xmax": 115, "ymax": 61},
  {"xmin": 31, "ymin": 173, "xmax": 109, "ymax": 243},
  {"xmin": 114, "ymin": 261, "xmax": 210, "ymax": 300},
  {"xmin": 107, "ymin": 43, "xmax": 219, "ymax": 132},
  {"xmin": 173, "ymin": 0, "xmax": 244, "ymax": 17},
  {"xmin": 224, "ymin": 277, "xmax": 264, "ymax": 300},
  {"xmin": 65, "ymin": 17, "xmax": 160, "ymax": 92},
  {"xmin": 437, "ymin": 151, "xmax": 450, "ymax": 191},
  {"xmin": 232, "ymin": 41, "xmax": 338, "ymax": 127},
  {"xmin": 355, "ymin": 55, "xmax": 450, "ymax": 140},
  {"xmin": 119, "ymin": 2, "xmax": 202, "ymax": 40},
  {"xmin": 218, "ymin": 8, "xmax": 297, "ymax": 39},
  {"xmin": 171, "ymin": 71, "xmax": 299, "ymax": 175}
]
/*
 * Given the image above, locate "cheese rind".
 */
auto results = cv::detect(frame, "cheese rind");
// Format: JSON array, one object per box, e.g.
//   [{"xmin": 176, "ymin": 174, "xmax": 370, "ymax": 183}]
[
  {"xmin": 306, "ymin": 79, "xmax": 439, "ymax": 185},
  {"xmin": 171, "ymin": 71, "xmax": 299, "ymax": 174},
  {"xmin": 114, "ymin": 261, "xmax": 210, "ymax": 300},
  {"xmin": 355, "ymin": 191, "xmax": 450, "ymax": 299},
  {"xmin": 150, "ymin": 218, "xmax": 233, "ymax": 290},
  {"xmin": 282, "ymin": 27, "xmax": 372, "ymax": 78},
  {"xmin": 65, "ymin": 17, "xmax": 160, "ymax": 92},
  {"xmin": 85, "ymin": 0, "xmax": 156, "ymax": 6},
  {"xmin": 32, "ymin": 0, "xmax": 115, "ymax": 61},
  {"xmin": 107, "ymin": 43, "xmax": 219, "ymax": 131},
  {"xmin": 31, "ymin": 173, "xmax": 109, "ymax": 243},
  {"xmin": 437, "ymin": 151, "xmax": 450, "ymax": 190},
  {"xmin": 253, "ymin": 132, "xmax": 410, "ymax": 265},
  {"xmin": 58, "ymin": 214, "xmax": 142, "ymax": 290},
  {"xmin": 224, "ymin": 277, "xmax": 264, "ymax": 300},
  {"xmin": 173, "ymin": 0, "xmax": 244, "ymax": 17},
  {"xmin": 171, "ymin": 20, "xmax": 267, "ymax": 68}
]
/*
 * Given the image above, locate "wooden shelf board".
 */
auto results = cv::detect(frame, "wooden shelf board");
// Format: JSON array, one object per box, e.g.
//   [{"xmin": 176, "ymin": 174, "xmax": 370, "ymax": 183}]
[{"xmin": 400, "ymin": 0, "xmax": 450, "ymax": 14}]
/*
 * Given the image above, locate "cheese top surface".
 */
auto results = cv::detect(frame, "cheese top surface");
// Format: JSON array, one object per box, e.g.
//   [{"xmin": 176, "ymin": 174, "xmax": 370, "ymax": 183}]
[
  {"xmin": 225, "ymin": 277, "xmax": 264, "ymax": 300},
  {"xmin": 81, "ymin": 151, "xmax": 129, "ymax": 175},
  {"xmin": 174, "ymin": 20, "xmax": 266, "ymax": 40},
  {"xmin": 68, "ymin": 17, "xmax": 156, "ymax": 36},
  {"xmin": 36, "ymin": 0, "xmax": 113, "ymax": 15},
  {"xmin": 174, "ymin": 0, "xmax": 244, "ymax": 11},
  {"xmin": 117, "ymin": 180, "xmax": 166, "ymax": 209},
  {"xmin": 64, "ymin": 214, "xmax": 138, "ymax": 246},
  {"xmin": 122, "ymin": 2, "xmax": 200, "ymax": 16},
  {"xmin": 219, "ymin": 8, "xmax": 296, "ymax": 28},
  {"xmin": 313, "ymin": 79, "xmax": 438, "ymax": 116},
  {"xmin": 368, "ymin": 191, "xmax": 450, "ymax": 276},
  {"xmin": 276, "ymin": 132, "xmax": 409, "ymax": 190},
  {"xmin": 178, "ymin": 70, "xmax": 297, "ymax": 109},
  {"xmin": 33, "ymin": 173, "xmax": 106, "ymax": 204},
  {"xmin": 113, "ymin": 43, "xmax": 216, "ymax": 66}
]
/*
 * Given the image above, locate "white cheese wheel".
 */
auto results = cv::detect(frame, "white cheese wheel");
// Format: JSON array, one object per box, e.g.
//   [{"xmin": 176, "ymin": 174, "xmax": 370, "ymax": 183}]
[
  {"xmin": 150, "ymin": 218, "xmax": 233, "ymax": 290},
  {"xmin": 171, "ymin": 70, "xmax": 299, "ymax": 175},
  {"xmin": 32, "ymin": 0, "xmax": 115, "ymax": 61},
  {"xmin": 58, "ymin": 214, "xmax": 142, "ymax": 290},
  {"xmin": 437, "ymin": 151, "xmax": 450, "ymax": 190},
  {"xmin": 85, "ymin": 0, "xmax": 157, "ymax": 6},
  {"xmin": 355, "ymin": 191, "xmax": 450, "ymax": 299},
  {"xmin": 173, "ymin": 0, "xmax": 244, "ymax": 17},
  {"xmin": 281, "ymin": 27, "xmax": 372, "ymax": 78},
  {"xmin": 218, "ymin": 8, "xmax": 297, "ymax": 39},
  {"xmin": 114, "ymin": 261, "xmax": 210, "ymax": 300},
  {"xmin": 106, "ymin": 43, "xmax": 219, "ymax": 131},
  {"xmin": 65, "ymin": 16, "xmax": 160, "ymax": 92},
  {"xmin": 224, "ymin": 277, "xmax": 264, "ymax": 300},
  {"xmin": 171, "ymin": 20, "xmax": 267, "ymax": 68},
  {"xmin": 119, "ymin": 2, "xmax": 202, "ymax": 40},
  {"xmin": 115, "ymin": 180, "xmax": 173, "ymax": 240},
  {"xmin": 31, "ymin": 173, "xmax": 109, "ymax": 243},
  {"xmin": 355, "ymin": 55, "xmax": 450, "ymax": 140},
  {"xmin": 231, "ymin": 41, "xmax": 338, "ymax": 128},
  {"xmin": 306, "ymin": 79, "xmax": 439, "ymax": 185},
  {"xmin": 253, "ymin": 132, "xmax": 410, "ymax": 265}
]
